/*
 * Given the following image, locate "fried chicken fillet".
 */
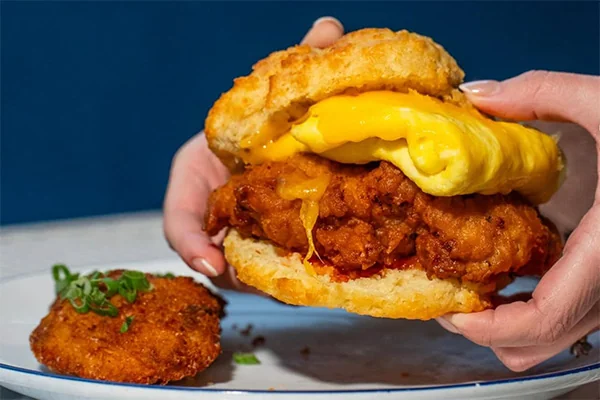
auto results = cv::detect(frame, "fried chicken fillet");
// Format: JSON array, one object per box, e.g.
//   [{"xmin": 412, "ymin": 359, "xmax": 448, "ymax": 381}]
[
  {"xmin": 30, "ymin": 271, "xmax": 223, "ymax": 384},
  {"xmin": 206, "ymin": 154, "xmax": 561, "ymax": 283},
  {"xmin": 203, "ymin": 28, "xmax": 564, "ymax": 320}
]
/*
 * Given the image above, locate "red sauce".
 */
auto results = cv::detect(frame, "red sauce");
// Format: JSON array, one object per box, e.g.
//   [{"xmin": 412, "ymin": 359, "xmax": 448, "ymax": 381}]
[{"xmin": 309, "ymin": 255, "xmax": 420, "ymax": 283}]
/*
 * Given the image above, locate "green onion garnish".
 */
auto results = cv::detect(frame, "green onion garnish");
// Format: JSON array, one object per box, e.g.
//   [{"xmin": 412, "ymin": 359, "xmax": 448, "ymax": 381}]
[
  {"xmin": 120, "ymin": 316, "xmax": 134, "ymax": 333},
  {"xmin": 52, "ymin": 264, "xmax": 152, "ymax": 320},
  {"xmin": 233, "ymin": 352, "xmax": 261, "ymax": 365},
  {"xmin": 155, "ymin": 272, "xmax": 175, "ymax": 279}
]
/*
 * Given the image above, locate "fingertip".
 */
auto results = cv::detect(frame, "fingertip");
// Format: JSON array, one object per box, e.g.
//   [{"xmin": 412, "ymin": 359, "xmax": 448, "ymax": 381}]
[
  {"xmin": 182, "ymin": 233, "xmax": 227, "ymax": 276},
  {"xmin": 459, "ymin": 80, "xmax": 501, "ymax": 98},
  {"xmin": 446, "ymin": 310, "xmax": 497, "ymax": 346},
  {"xmin": 191, "ymin": 257, "xmax": 220, "ymax": 277},
  {"xmin": 446, "ymin": 312, "xmax": 470, "ymax": 330},
  {"xmin": 312, "ymin": 16, "xmax": 344, "ymax": 31},
  {"xmin": 436, "ymin": 316, "xmax": 460, "ymax": 334},
  {"xmin": 301, "ymin": 16, "xmax": 344, "ymax": 47}
]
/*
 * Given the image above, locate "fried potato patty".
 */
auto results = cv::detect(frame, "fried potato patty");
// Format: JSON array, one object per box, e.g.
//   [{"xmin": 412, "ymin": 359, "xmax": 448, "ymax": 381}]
[
  {"xmin": 206, "ymin": 154, "xmax": 562, "ymax": 283},
  {"xmin": 30, "ymin": 271, "xmax": 223, "ymax": 384}
]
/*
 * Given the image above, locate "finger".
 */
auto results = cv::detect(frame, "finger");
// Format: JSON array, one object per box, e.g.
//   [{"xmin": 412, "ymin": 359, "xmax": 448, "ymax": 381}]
[
  {"xmin": 459, "ymin": 71, "xmax": 600, "ymax": 137},
  {"xmin": 165, "ymin": 134, "xmax": 228, "ymax": 210},
  {"xmin": 301, "ymin": 16, "xmax": 344, "ymax": 48},
  {"xmin": 440, "ymin": 205, "xmax": 600, "ymax": 348},
  {"xmin": 163, "ymin": 134, "xmax": 228, "ymax": 276},
  {"xmin": 164, "ymin": 209, "xmax": 226, "ymax": 277},
  {"xmin": 492, "ymin": 303, "xmax": 600, "ymax": 372}
]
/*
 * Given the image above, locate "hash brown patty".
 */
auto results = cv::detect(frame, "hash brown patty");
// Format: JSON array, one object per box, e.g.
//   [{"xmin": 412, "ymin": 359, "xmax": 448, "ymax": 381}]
[{"xmin": 30, "ymin": 271, "xmax": 223, "ymax": 384}]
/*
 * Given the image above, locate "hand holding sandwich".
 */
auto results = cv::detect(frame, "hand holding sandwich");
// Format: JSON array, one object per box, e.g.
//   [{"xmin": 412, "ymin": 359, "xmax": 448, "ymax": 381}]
[
  {"xmin": 163, "ymin": 18, "xmax": 599, "ymax": 371},
  {"xmin": 437, "ymin": 71, "xmax": 600, "ymax": 371},
  {"xmin": 163, "ymin": 18, "xmax": 345, "ymax": 291}
]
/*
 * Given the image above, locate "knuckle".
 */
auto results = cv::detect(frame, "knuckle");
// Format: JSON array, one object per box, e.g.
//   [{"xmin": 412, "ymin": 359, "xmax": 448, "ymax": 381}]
[
  {"xmin": 523, "ymin": 70, "xmax": 553, "ymax": 112},
  {"xmin": 521, "ymin": 69, "xmax": 551, "ymax": 82},
  {"xmin": 459, "ymin": 321, "xmax": 496, "ymax": 347},
  {"xmin": 478, "ymin": 328, "xmax": 495, "ymax": 347},
  {"xmin": 539, "ymin": 320, "xmax": 567, "ymax": 345},
  {"xmin": 532, "ymin": 310, "xmax": 569, "ymax": 345}
]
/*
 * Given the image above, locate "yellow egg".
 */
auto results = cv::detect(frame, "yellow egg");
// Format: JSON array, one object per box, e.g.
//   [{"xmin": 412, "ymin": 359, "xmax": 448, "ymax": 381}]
[{"xmin": 246, "ymin": 91, "xmax": 563, "ymax": 205}]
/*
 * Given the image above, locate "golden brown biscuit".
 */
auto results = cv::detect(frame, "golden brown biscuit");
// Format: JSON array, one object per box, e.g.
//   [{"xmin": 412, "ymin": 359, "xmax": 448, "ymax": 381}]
[
  {"xmin": 205, "ymin": 29, "xmax": 465, "ymax": 168},
  {"xmin": 224, "ymin": 230, "xmax": 493, "ymax": 320}
]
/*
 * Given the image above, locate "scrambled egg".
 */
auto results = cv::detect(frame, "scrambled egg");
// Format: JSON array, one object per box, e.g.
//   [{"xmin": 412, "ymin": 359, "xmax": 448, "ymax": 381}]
[{"xmin": 248, "ymin": 91, "xmax": 563, "ymax": 205}]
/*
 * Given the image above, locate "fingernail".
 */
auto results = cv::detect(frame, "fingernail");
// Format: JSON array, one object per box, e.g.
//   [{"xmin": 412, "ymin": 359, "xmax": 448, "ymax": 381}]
[
  {"xmin": 459, "ymin": 80, "xmax": 501, "ymax": 96},
  {"xmin": 312, "ymin": 16, "xmax": 343, "ymax": 30},
  {"xmin": 437, "ymin": 316, "xmax": 460, "ymax": 334},
  {"xmin": 192, "ymin": 257, "xmax": 219, "ymax": 277}
]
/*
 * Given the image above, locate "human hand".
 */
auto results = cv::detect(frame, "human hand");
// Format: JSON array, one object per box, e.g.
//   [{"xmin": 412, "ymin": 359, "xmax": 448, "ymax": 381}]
[
  {"xmin": 437, "ymin": 71, "xmax": 600, "ymax": 371},
  {"xmin": 163, "ymin": 17, "xmax": 345, "ymax": 292}
]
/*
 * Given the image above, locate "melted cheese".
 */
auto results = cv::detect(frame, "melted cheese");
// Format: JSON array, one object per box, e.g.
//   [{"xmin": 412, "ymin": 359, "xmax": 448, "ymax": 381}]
[
  {"xmin": 246, "ymin": 91, "xmax": 563, "ymax": 204},
  {"xmin": 276, "ymin": 173, "xmax": 331, "ymax": 275}
]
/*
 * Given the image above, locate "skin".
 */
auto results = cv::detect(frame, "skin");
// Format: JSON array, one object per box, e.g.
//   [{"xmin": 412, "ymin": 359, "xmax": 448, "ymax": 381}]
[
  {"xmin": 438, "ymin": 72, "xmax": 600, "ymax": 372},
  {"xmin": 163, "ymin": 17, "xmax": 346, "ymax": 292},
  {"xmin": 163, "ymin": 18, "xmax": 600, "ymax": 371}
]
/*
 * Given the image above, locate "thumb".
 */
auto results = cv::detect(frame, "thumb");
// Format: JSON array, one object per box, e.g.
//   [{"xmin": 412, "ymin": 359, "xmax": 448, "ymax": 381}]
[{"xmin": 459, "ymin": 71, "xmax": 600, "ymax": 138}]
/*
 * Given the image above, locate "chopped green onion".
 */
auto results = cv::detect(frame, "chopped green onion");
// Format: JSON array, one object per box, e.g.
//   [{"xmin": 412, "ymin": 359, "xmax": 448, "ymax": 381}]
[
  {"xmin": 51, "ymin": 265, "xmax": 152, "ymax": 319},
  {"xmin": 118, "ymin": 278, "xmax": 137, "ymax": 303},
  {"xmin": 119, "ymin": 286, "xmax": 137, "ymax": 303},
  {"xmin": 102, "ymin": 278, "xmax": 119, "ymax": 297},
  {"xmin": 88, "ymin": 287, "xmax": 105, "ymax": 304},
  {"xmin": 89, "ymin": 299, "xmax": 119, "ymax": 317},
  {"xmin": 156, "ymin": 272, "xmax": 175, "ymax": 279},
  {"xmin": 233, "ymin": 352, "xmax": 261, "ymax": 365},
  {"xmin": 52, "ymin": 264, "xmax": 70, "ymax": 282},
  {"xmin": 69, "ymin": 296, "xmax": 89, "ymax": 314},
  {"xmin": 63, "ymin": 285, "xmax": 82, "ymax": 301},
  {"xmin": 53, "ymin": 264, "xmax": 80, "ymax": 297},
  {"xmin": 72, "ymin": 277, "xmax": 93, "ymax": 296},
  {"xmin": 120, "ymin": 316, "xmax": 134, "ymax": 333},
  {"xmin": 122, "ymin": 270, "xmax": 151, "ymax": 291}
]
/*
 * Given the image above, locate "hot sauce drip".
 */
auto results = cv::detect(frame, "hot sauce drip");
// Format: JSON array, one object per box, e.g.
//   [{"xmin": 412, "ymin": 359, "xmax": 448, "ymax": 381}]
[{"xmin": 311, "ymin": 256, "xmax": 420, "ymax": 283}]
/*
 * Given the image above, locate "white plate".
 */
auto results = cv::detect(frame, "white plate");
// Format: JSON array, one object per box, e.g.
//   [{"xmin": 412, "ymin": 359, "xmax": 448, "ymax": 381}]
[{"xmin": 1, "ymin": 259, "xmax": 598, "ymax": 400}]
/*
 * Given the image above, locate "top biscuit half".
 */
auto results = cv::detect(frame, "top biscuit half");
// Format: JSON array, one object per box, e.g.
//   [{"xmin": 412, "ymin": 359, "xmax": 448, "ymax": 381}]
[{"xmin": 205, "ymin": 29, "xmax": 465, "ymax": 170}]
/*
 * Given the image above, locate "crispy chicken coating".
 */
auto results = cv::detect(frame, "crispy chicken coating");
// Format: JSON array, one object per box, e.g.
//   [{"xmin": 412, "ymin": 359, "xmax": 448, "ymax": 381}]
[
  {"xmin": 30, "ymin": 271, "xmax": 224, "ymax": 384},
  {"xmin": 206, "ymin": 155, "xmax": 562, "ymax": 283}
]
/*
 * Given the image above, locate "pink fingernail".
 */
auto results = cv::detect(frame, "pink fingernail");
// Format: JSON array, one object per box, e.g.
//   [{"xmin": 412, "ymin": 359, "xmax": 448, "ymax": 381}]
[
  {"xmin": 192, "ymin": 258, "xmax": 219, "ymax": 277},
  {"xmin": 459, "ymin": 80, "xmax": 501, "ymax": 96},
  {"xmin": 437, "ymin": 317, "xmax": 460, "ymax": 334},
  {"xmin": 312, "ymin": 16, "xmax": 343, "ymax": 30}
]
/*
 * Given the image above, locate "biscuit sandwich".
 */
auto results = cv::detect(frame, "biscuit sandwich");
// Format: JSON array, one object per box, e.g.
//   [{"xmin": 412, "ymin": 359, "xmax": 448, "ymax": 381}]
[{"xmin": 203, "ymin": 28, "xmax": 564, "ymax": 320}]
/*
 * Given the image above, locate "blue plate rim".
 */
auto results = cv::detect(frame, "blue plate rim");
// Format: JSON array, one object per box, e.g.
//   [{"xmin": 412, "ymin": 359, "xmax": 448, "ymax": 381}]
[
  {"xmin": 2, "ymin": 264, "xmax": 599, "ymax": 394},
  {"xmin": 1, "ymin": 360, "xmax": 599, "ymax": 394}
]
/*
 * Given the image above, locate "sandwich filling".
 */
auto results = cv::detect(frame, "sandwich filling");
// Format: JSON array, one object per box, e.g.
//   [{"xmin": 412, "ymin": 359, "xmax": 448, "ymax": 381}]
[
  {"xmin": 206, "ymin": 90, "xmax": 563, "ymax": 284},
  {"xmin": 242, "ymin": 91, "xmax": 563, "ymax": 204},
  {"xmin": 205, "ymin": 154, "xmax": 562, "ymax": 284}
]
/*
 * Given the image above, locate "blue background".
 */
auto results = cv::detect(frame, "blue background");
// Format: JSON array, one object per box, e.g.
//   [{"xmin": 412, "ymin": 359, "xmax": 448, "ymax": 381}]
[{"xmin": 2, "ymin": 1, "xmax": 599, "ymax": 225}]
